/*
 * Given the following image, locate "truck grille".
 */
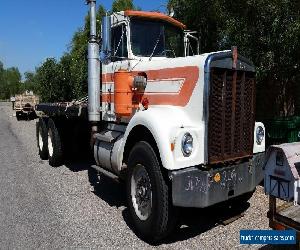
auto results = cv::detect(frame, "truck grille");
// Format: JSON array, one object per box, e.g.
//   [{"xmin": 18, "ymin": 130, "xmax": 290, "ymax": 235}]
[{"xmin": 208, "ymin": 67, "xmax": 255, "ymax": 164}]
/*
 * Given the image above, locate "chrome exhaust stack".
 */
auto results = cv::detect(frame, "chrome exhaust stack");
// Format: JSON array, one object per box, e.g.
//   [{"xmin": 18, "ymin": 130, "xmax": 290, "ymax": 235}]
[{"xmin": 87, "ymin": 0, "xmax": 100, "ymax": 122}]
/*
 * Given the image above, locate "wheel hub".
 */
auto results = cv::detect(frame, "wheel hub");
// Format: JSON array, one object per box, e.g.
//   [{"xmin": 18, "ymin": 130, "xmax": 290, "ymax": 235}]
[{"xmin": 131, "ymin": 164, "xmax": 152, "ymax": 221}]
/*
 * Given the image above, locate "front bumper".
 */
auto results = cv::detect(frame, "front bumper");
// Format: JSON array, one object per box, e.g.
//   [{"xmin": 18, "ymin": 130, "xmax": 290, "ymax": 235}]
[{"xmin": 170, "ymin": 153, "xmax": 265, "ymax": 208}]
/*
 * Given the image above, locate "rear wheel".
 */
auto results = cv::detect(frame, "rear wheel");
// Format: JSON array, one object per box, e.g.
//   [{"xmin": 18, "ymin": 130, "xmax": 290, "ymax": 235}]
[
  {"xmin": 36, "ymin": 118, "xmax": 48, "ymax": 160},
  {"xmin": 126, "ymin": 141, "xmax": 177, "ymax": 243},
  {"xmin": 47, "ymin": 118, "xmax": 63, "ymax": 167},
  {"xmin": 16, "ymin": 111, "xmax": 22, "ymax": 121}
]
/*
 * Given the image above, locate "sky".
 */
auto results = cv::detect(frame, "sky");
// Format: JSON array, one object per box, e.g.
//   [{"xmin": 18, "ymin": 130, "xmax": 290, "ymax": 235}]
[{"xmin": 0, "ymin": 0, "xmax": 166, "ymax": 78}]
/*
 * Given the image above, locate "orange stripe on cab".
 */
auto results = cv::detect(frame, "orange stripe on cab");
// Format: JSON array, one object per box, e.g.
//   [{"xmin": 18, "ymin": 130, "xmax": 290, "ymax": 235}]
[{"xmin": 102, "ymin": 66, "xmax": 199, "ymax": 107}]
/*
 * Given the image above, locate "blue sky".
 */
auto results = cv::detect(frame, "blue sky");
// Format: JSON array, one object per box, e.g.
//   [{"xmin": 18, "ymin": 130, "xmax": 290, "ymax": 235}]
[{"xmin": 0, "ymin": 0, "xmax": 166, "ymax": 77}]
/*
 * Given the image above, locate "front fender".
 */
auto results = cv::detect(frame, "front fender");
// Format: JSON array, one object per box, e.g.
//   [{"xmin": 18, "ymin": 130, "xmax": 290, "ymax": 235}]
[{"xmin": 120, "ymin": 106, "xmax": 206, "ymax": 170}]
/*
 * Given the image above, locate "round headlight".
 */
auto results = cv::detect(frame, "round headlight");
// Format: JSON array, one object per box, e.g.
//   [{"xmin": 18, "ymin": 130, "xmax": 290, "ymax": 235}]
[
  {"xmin": 256, "ymin": 126, "xmax": 264, "ymax": 145},
  {"xmin": 181, "ymin": 133, "xmax": 193, "ymax": 157}
]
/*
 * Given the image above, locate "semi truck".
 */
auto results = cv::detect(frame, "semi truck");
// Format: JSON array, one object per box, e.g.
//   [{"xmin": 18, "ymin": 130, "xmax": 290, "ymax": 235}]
[
  {"xmin": 35, "ymin": 0, "xmax": 265, "ymax": 242},
  {"xmin": 15, "ymin": 90, "xmax": 39, "ymax": 120}
]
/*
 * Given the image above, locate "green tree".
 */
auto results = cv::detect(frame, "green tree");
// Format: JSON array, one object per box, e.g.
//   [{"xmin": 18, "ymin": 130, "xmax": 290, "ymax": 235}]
[
  {"xmin": 112, "ymin": 0, "xmax": 135, "ymax": 12},
  {"xmin": 2, "ymin": 67, "xmax": 21, "ymax": 99},
  {"xmin": 68, "ymin": 4, "xmax": 106, "ymax": 99},
  {"xmin": 23, "ymin": 71, "xmax": 38, "ymax": 93},
  {"xmin": 168, "ymin": 0, "xmax": 222, "ymax": 53},
  {"xmin": 217, "ymin": 0, "xmax": 300, "ymax": 118},
  {"xmin": 33, "ymin": 5, "xmax": 106, "ymax": 102},
  {"xmin": 168, "ymin": 0, "xmax": 300, "ymax": 118},
  {"xmin": 30, "ymin": 1, "xmax": 139, "ymax": 102},
  {"xmin": 35, "ymin": 58, "xmax": 60, "ymax": 102},
  {"xmin": 58, "ymin": 53, "xmax": 73, "ymax": 101}
]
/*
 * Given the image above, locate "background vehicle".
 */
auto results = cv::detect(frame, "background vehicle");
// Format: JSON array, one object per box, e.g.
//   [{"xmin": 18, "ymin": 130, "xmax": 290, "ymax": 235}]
[
  {"xmin": 35, "ymin": 0, "xmax": 265, "ymax": 242},
  {"xmin": 15, "ymin": 90, "xmax": 39, "ymax": 120}
]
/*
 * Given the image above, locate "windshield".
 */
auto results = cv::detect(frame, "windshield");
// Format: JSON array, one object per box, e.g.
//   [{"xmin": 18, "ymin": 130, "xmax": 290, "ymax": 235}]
[{"xmin": 130, "ymin": 18, "xmax": 184, "ymax": 58}]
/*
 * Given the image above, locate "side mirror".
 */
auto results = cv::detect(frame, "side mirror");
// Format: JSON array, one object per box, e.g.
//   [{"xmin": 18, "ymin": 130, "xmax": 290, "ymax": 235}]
[
  {"xmin": 100, "ymin": 16, "xmax": 111, "ymax": 63},
  {"xmin": 184, "ymin": 31, "xmax": 200, "ymax": 57}
]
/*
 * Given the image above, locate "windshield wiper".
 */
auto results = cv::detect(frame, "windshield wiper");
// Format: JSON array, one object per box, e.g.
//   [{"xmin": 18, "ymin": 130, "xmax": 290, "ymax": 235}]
[{"xmin": 149, "ymin": 28, "xmax": 163, "ymax": 61}]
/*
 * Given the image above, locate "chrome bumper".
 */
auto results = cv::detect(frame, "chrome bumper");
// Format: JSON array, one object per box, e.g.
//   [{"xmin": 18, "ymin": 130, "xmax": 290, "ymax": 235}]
[{"xmin": 170, "ymin": 153, "xmax": 265, "ymax": 208}]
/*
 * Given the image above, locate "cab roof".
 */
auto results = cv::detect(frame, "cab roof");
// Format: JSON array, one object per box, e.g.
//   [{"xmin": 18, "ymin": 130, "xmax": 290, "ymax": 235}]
[{"xmin": 124, "ymin": 10, "xmax": 186, "ymax": 30}]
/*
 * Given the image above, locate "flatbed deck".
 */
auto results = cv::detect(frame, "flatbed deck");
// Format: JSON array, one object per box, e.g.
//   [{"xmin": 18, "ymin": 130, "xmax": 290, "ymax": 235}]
[{"xmin": 35, "ymin": 97, "xmax": 88, "ymax": 120}]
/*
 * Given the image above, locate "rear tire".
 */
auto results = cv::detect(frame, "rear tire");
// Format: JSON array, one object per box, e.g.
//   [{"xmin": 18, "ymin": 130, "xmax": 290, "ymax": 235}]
[
  {"xmin": 47, "ymin": 118, "xmax": 63, "ymax": 167},
  {"xmin": 126, "ymin": 141, "xmax": 177, "ymax": 243},
  {"xmin": 16, "ymin": 111, "xmax": 22, "ymax": 121},
  {"xmin": 36, "ymin": 118, "xmax": 48, "ymax": 160}
]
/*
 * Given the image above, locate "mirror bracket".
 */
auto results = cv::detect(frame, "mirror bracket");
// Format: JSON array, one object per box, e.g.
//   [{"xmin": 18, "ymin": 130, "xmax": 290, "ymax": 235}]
[{"xmin": 100, "ymin": 15, "xmax": 112, "ymax": 63}]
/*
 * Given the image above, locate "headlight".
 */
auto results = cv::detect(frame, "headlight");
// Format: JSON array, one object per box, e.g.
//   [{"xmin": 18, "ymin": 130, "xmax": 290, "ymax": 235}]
[
  {"xmin": 256, "ymin": 126, "xmax": 264, "ymax": 145},
  {"xmin": 181, "ymin": 133, "xmax": 193, "ymax": 157}
]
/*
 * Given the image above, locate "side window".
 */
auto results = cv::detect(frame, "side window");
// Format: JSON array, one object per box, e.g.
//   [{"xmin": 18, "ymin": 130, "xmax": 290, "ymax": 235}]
[{"xmin": 111, "ymin": 24, "xmax": 128, "ymax": 61}]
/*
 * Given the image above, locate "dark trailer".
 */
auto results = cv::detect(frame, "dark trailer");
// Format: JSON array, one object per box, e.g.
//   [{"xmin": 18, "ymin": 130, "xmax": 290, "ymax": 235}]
[{"xmin": 35, "ymin": 97, "xmax": 92, "ymax": 163}]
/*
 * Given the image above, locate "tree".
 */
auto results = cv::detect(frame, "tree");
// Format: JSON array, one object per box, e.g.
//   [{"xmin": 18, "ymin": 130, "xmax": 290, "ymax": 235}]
[
  {"xmin": 112, "ymin": 0, "xmax": 135, "ymax": 12},
  {"xmin": 23, "ymin": 71, "xmax": 38, "ymax": 93},
  {"xmin": 35, "ymin": 58, "xmax": 60, "ymax": 102},
  {"xmin": 217, "ymin": 0, "xmax": 300, "ymax": 118},
  {"xmin": 58, "ymin": 53, "xmax": 73, "ymax": 101},
  {"xmin": 168, "ymin": 0, "xmax": 300, "ymax": 119},
  {"xmin": 1, "ymin": 66, "xmax": 21, "ymax": 99},
  {"xmin": 168, "ymin": 0, "xmax": 222, "ymax": 53},
  {"xmin": 67, "ymin": 4, "xmax": 106, "ymax": 99},
  {"xmin": 0, "ymin": 61, "xmax": 22, "ymax": 99}
]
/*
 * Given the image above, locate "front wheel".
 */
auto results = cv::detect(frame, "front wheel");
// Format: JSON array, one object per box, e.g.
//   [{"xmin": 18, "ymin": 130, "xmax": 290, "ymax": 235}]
[{"xmin": 126, "ymin": 141, "xmax": 177, "ymax": 243}]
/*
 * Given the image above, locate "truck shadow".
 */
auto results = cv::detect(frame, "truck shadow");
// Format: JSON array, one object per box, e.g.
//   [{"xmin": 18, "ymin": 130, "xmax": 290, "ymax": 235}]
[
  {"xmin": 64, "ymin": 159, "xmax": 126, "ymax": 208},
  {"xmin": 84, "ymin": 165, "xmax": 251, "ymax": 245},
  {"xmin": 88, "ymin": 168, "xmax": 126, "ymax": 208},
  {"xmin": 160, "ymin": 202, "xmax": 250, "ymax": 245}
]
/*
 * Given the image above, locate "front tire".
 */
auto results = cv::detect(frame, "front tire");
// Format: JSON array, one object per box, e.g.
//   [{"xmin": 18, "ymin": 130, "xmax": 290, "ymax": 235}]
[
  {"xmin": 36, "ymin": 118, "xmax": 48, "ymax": 160},
  {"xmin": 47, "ymin": 118, "xmax": 63, "ymax": 167},
  {"xmin": 126, "ymin": 141, "xmax": 177, "ymax": 243}
]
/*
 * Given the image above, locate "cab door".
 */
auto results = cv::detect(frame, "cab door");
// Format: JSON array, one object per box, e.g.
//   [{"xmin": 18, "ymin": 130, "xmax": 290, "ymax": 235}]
[{"xmin": 102, "ymin": 22, "xmax": 130, "ymax": 121}]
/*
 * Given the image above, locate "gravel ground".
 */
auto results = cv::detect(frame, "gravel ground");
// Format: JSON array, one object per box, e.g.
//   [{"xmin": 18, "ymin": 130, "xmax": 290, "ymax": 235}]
[{"xmin": 0, "ymin": 102, "xmax": 289, "ymax": 249}]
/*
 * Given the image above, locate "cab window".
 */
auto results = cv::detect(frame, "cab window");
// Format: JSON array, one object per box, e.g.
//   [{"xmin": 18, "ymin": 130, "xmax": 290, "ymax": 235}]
[{"xmin": 111, "ymin": 24, "xmax": 128, "ymax": 61}]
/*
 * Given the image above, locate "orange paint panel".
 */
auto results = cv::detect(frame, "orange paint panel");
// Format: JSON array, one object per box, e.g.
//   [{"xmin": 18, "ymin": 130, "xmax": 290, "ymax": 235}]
[{"xmin": 101, "ymin": 66, "xmax": 199, "ymax": 107}]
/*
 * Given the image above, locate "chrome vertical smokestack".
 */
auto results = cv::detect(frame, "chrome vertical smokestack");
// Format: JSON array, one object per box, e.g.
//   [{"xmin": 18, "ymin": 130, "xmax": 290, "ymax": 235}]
[{"xmin": 87, "ymin": 0, "xmax": 100, "ymax": 122}]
